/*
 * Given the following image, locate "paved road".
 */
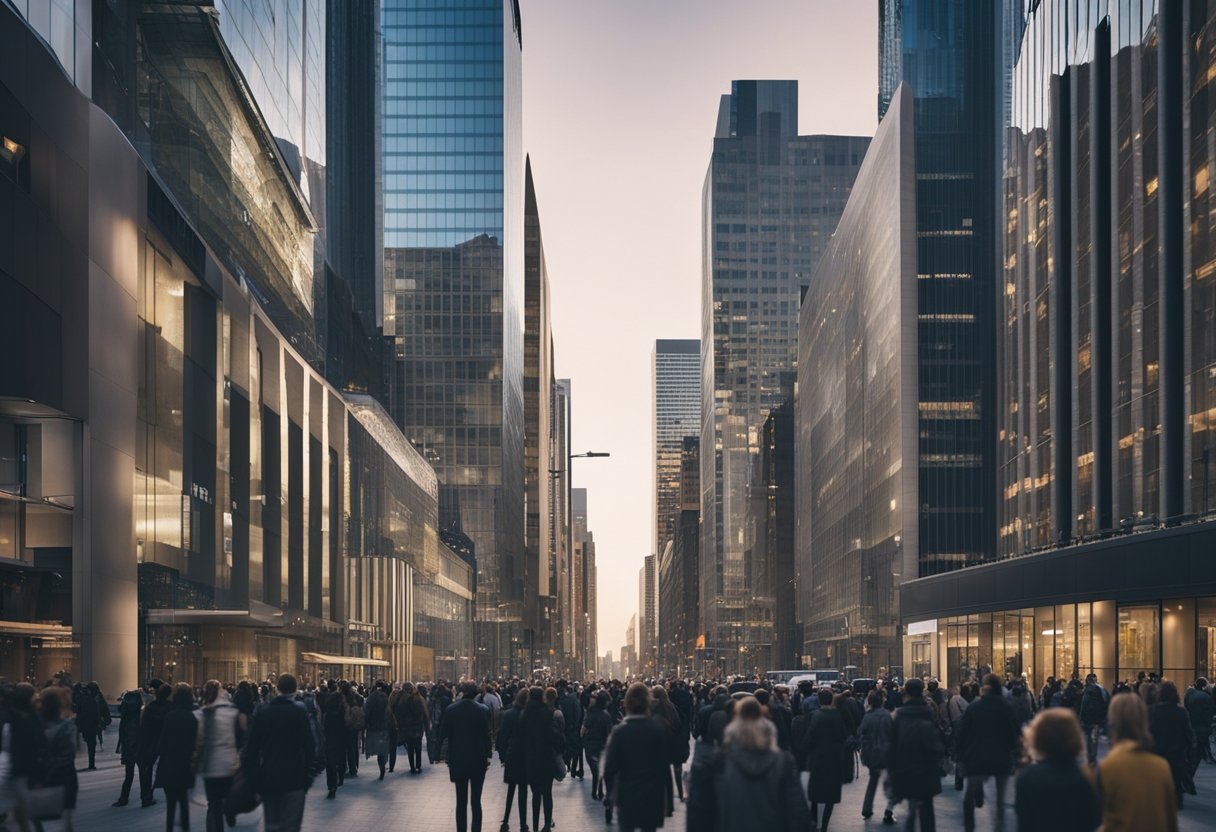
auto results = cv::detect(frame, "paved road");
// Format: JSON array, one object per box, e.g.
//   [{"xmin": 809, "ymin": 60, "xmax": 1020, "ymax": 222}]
[{"xmin": 35, "ymin": 737, "xmax": 1216, "ymax": 831}]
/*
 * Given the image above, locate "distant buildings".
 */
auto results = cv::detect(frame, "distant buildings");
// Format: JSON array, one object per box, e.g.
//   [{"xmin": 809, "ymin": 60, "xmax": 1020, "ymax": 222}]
[
  {"xmin": 659, "ymin": 437, "xmax": 701, "ymax": 675},
  {"xmin": 700, "ymin": 79, "xmax": 869, "ymax": 672},
  {"xmin": 639, "ymin": 554, "xmax": 658, "ymax": 675},
  {"xmin": 654, "ymin": 340, "xmax": 700, "ymax": 557}
]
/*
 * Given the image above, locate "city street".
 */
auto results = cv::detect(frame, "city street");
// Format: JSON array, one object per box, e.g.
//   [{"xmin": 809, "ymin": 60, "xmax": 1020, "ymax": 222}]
[{"xmin": 50, "ymin": 740, "xmax": 1216, "ymax": 832}]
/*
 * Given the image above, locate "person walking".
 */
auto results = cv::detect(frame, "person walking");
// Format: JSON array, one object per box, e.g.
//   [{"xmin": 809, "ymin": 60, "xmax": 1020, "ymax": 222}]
[
  {"xmin": 581, "ymin": 689, "xmax": 614, "ymax": 801},
  {"xmin": 1184, "ymin": 678, "xmax": 1215, "ymax": 768},
  {"xmin": 74, "ymin": 681, "xmax": 109, "ymax": 771},
  {"xmin": 1078, "ymin": 674, "xmax": 1109, "ymax": 767},
  {"xmin": 113, "ymin": 689, "xmax": 144, "ymax": 807},
  {"xmin": 240, "ymin": 674, "xmax": 315, "ymax": 832},
  {"xmin": 803, "ymin": 688, "xmax": 847, "ymax": 831},
  {"xmin": 955, "ymin": 673, "xmax": 1020, "ymax": 832},
  {"xmin": 649, "ymin": 686, "xmax": 681, "ymax": 818},
  {"xmin": 1149, "ymin": 681, "xmax": 1195, "ymax": 807},
  {"xmin": 495, "ymin": 688, "xmax": 529, "ymax": 832},
  {"xmin": 441, "ymin": 682, "xmax": 493, "ymax": 832},
  {"xmin": 4, "ymin": 684, "xmax": 44, "ymax": 832},
  {"xmin": 1097, "ymin": 692, "xmax": 1178, "ymax": 832},
  {"xmin": 602, "ymin": 683, "xmax": 667, "ymax": 832},
  {"xmin": 859, "ymin": 688, "xmax": 897, "ymax": 826},
  {"xmin": 557, "ymin": 683, "xmax": 583, "ymax": 779},
  {"xmin": 342, "ymin": 682, "xmax": 363, "ymax": 779},
  {"xmin": 320, "ymin": 681, "xmax": 348, "ymax": 798},
  {"xmin": 887, "ymin": 678, "xmax": 946, "ymax": 832},
  {"xmin": 38, "ymin": 687, "xmax": 79, "ymax": 832},
  {"xmin": 1014, "ymin": 709, "xmax": 1100, "ymax": 832},
  {"xmin": 155, "ymin": 684, "xmax": 198, "ymax": 832},
  {"xmin": 363, "ymin": 681, "xmax": 392, "ymax": 780},
  {"xmin": 512, "ymin": 687, "xmax": 562, "ymax": 832},
  {"xmin": 393, "ymin": 682, "xmax": 429, "ymax": 774},
  {"xmin": 195, "ymin": 680, "xmax": 244, "ymax": 832},
  {"xmin": 137, "ymin": 682, "xmax": 171, "ymax": 808},
  {"xmin": 686, "ymin": 695, "xmax": 808, "ymax": 832}
]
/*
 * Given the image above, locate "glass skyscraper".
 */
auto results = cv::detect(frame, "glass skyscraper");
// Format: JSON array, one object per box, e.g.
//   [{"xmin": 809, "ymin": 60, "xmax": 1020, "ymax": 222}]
[
  {"xmin": 700, "ymin": 79, "xmax": 868, "ymax": 670},
  {"xmin": 381, "ymin": 0, "xmax": 526, "ymax": 677},
  {"xmin": 653, "ymin": 339, "xmax": 700, "ymax": 558}
]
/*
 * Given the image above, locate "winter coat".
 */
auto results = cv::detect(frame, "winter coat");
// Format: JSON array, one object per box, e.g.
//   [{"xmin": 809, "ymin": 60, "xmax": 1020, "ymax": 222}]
[
  {"xmin": 1009, "ymin": 690, "xmax": 1035, "ymax": 725},
  {"xmin": 557, "ymin": 692, "xmax": 583, "ymax": 743},
  {"xmin": 581, "ymin": 704, "xmax": 613, "ymax": 758},
  {"xmin": 1184, "ymin": 687, "xmax": 1215, "ymax": 736},
  {"xmin": 241, "ymin": 694, "xmax": 316, "ymax": 795},
  {"xmin": 859, "ymin": 708, "xmax": 893, "ymax": 770},
  {"xmin": 886, "ymin": 698, "xmax": 945, "ymax": 800},
  {"xmin": 197, "ymin": 698, "xmax": 242, "ymax": 779},
  {"xmin": 496, "ymin": 705, "xmax": 527, "ymax": 785},
  {"xmin": 393, "ymin": 693, "xmax": 428, "ymax": 739},
  {"xmin": 602, "ymin": 715, "xmax": 668, "ymax": 830},
  {"xmin": 74, "ymin": 689, "xmax": 109, "ymax": 736},
  {"xmin": 686, "ymin": 736, "xmax": 808, "ymax": 832},
  {"xmin": 1014, "ymin": 759, "xmax": 1101, "ymax": 832},
  {"xmin": 512, "ymin": 701, "xmax": 563, "ymax": 788},
  {"xmin": 1097, "ymin": 740, "xmax": 1179, "ymax": 832},
  {"xmin": 321, "ymin": 694, "xmax": 348, "ymax": 752},
  {"xmin": 117, "ymin": 691, "xmax": 143, "ymax": 765},
  {"xmin": 1149, "ymin": 702, "xmax": 1194, "ymax": 780},
  {"xmin": 1079, "ymin": 683, "xmax": 1109, "ymax": 727},
  {"xmin": 156, "ymin": 705, "xmax": 199, "ymax": 791},
  {"xmin": 439, "ymin": 697, "xmax": 492, "ymax": 782},
  {"xmin": 954, "ymin": 691, "xmax": 1020, "ymax": 777},
  {"xmin": 136, "ymin": 698, "xmax": 170, "ymax": 762},
  {"xmin": 803, "ymin": 707, "xmax": 847, "ymax": 805}
]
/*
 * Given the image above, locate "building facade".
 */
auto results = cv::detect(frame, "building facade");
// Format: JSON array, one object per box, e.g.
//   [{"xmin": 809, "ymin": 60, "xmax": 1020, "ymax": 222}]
[
  {"xmin": 654, "ymin": 339, "xmax": 700, "ymax": 558},
  {"xmin": 701, "ymin": 79, "xmax": 869, "ymax": 666},
  {"xmin": 754, "ymin": 402, "xmax": 798, "ymax": 670},
  {"xmin": 659, "ymin": 436, "xmax": 700, "ymax": 676},
  {"xmin": 381, "ymin": 0, "xmax": 527, "ymax": 677},
  {"xmin": 798, "ymin": 84, "xmax": 918, "ymax": 679}
]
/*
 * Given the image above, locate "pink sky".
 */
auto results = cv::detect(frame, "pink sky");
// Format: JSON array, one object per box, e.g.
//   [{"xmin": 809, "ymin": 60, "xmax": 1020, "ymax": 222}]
[{"xmin": 521, "ymin": 0, "xmax": 879, "ymax": 660}]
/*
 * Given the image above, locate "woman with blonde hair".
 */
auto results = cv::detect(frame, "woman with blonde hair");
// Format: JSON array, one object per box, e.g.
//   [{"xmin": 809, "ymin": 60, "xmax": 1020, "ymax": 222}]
[
  {"xmin": 1014, "ymin": 708, "xmax": 1100, "ymax": 831},
  {"xmin": 1097, "ymin": 692, "xmax": 1178, "ymax": 832}
]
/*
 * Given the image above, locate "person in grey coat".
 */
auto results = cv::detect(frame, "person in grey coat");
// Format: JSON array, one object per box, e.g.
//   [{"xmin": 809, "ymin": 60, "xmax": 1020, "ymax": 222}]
[{"xmin": 859, "ymin": 688, "xmax": 897, "ymax": 825}]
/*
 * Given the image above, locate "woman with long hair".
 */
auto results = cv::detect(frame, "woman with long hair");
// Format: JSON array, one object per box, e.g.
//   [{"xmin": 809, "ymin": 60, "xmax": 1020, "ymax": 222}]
[
  {"xmin": 1097, "ymin": 692, "xmax": 1179, "ymax": 832},
  {"xmin": 1014, "ymin": 708, "xmax": 1100, "ymax": 831},
  {"xmin": 392, "ymin": 682, "xmax": 428, "ymax": 774},
  {"xmin": 513, "ymin": 686, "xmax": 562, "ymax": 832}
]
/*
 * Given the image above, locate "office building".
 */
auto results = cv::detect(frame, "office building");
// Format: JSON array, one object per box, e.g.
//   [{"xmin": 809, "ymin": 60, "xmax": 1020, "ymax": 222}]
[
  {"xmin": 754, "ymin": 402, "xmax": 797, "ymax": 670},
  {"xmin": 902, "ymin": 0, "xmax": 1216, "ymax": 690},
  {"xmin": 654, "ymin": 340, "xmax": 700, "ymax": 558},
  {"xmin": 381, "ymin": 0, "xmax": 527, "ymax": 677},
  {"xmin": 639, "ymin": 554, "xmax": 657, "ymax": 674},
  {"xmin": 659, "ymin": 436, "xmax": 700, "ymax": 675},
  {"xmin": 798, "ymin": 84, "xmax": 916, "ymax": 678},
  {"xmin": 547, "ymin": 378, "xmax": 571, "ymax": 672},
  {"xmin": 700, "ymin": 79, "xmax": 868, "ymax": 667}
]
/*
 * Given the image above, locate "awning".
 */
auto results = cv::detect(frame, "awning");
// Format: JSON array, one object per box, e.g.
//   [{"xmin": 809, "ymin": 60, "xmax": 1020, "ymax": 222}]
[
  {"xmin": 301, "ymin": 652, "xmax": 390, "ymax": 668},
  {"xmin": 0, "ymin": 620, "xmax": 74, "ymax": 639},
  {"xmin": 144, "ymin": 602, "xmax": 284, "ymax": 628}
]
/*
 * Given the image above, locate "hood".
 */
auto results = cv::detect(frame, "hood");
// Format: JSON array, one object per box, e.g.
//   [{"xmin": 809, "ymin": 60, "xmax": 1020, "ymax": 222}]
[{"xmin": 728, "ymin": 747, "xmax": 780, "ymax": 778}]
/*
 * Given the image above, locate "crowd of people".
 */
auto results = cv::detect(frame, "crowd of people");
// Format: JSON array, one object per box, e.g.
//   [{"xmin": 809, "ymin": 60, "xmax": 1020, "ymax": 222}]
[{"xmin": 0, "ymin": 669, "xmax": 1211, "ymax": 832}]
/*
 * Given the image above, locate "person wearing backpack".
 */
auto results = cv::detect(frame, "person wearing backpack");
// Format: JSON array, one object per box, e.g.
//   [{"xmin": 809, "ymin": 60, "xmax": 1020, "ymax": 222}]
[
  {"xmin": 955, "ymin": 674, "xmax": 1020, "ymax": 832},
  {"xmin": 859, "ymin": 688, "xmax": 897, "ymax": 826},
  {"xmin": 887, "ymin": 678, "xmax": 946, "ymax": 831},
  {"xmin": 1079, "ymin": 675, "xmax": 1109, "ymax": 766}
]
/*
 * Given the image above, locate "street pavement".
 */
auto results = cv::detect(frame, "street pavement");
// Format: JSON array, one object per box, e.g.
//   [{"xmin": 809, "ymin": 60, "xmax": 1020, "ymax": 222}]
[{"xmin": 31, "ymin": 736, "xmax": 1216, "ymax": 831}]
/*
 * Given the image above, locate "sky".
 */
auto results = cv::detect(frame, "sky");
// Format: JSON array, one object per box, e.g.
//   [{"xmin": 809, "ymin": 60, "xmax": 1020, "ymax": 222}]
[{"xmin": 521, "ymin": 0, "xmax": 879, "ymax": 659}]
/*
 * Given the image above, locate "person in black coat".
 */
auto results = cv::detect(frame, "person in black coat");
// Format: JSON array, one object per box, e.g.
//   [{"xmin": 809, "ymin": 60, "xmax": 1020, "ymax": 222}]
[
  {"xmin": 113, "ymin": 689, "xmax": 144, "ymax": 806},
  {"xmin": 157, "ymin": 684, "xmax": 199, "ymax": 832},
  {"xmin": 803, "ymin": 689, "xmax": 847, "ymax": 831},
  {"xmin": 556, "ymin": 683, "xmax": 584, "ymax": 778},
  {"xmin": 1150, "ymin": 681, "xmax": 1196, "ymax": 807},
  {"xmin": 955, "ymin": 674, "xmax": 1021, "ymax": 832},
  {"xmin": 495, "ymin": 688, "xmax": 529, "ymax": 832},
  {"xmin": 1015, "ymin": 709, "xmax": 1101, "ymax": 832},
  {"xmin": 321, "ymin": 681, "xmax": 349, "ymax": 798},
  {"xmin": 440, "ymin": 682, "xmax": 493, "ymax": 832},
  {"xmin": 887, "ymin": 678, "xmax": 946, "ymax": 831},
  {"xmin": 581, "ymin": 690, "xmax": 615, "ymax": 801},
  {"xmin": 240, "ymin": 674, "xmax": 315, "ymax": 832},
  {"xmin": 137, "ymin": 683, "xmax": 172, "ymax": 808},
  {"xmin": 602, "ymin": 683, "xmax": 668, "ymax": 832},
  {"xmin": 511, "ymin": 687, "xmax": 563, "ymax": 832},
  {"xmin": 75, "ymin": 680, "xmax": 110, "ymax": 770}
]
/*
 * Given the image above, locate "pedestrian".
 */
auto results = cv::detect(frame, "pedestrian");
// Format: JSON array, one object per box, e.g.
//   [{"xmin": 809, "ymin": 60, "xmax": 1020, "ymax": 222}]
[
  {"xmin": 1008, "ymin": 682, "xmax": 1034, "ymax": 727},
  {"xmin": 342, "ymin": 681, "xmax": 363, "ymax": 779},
  {"xmin": 137, "ymin": 682, "xmax": 171, "ymax": 808},
  {"xmin": 955, "ymin": 674, "xmax": 1019, "ymax": 832},
  {"xmin": 887, "ymin": 678, "xmax": 946, "ymax": 832},
  {"xmin": 240, "ymin": 673, "xmax": 314, "ymax": 832},
  {"xmin": 364, "ymin": 680, "xmax": 392, "ymax": 780},
  {"xmin": 1149, "ymin": 681, "xmax": 1195, "ymax": 807},
  {"xmin": 1078, "ymin": 674, "xmax": 1109, "ymax": 767},
  {"xmin": 157, "ymin": 683, "xmax": 199, "ymax": 832},
  {"xmin": 557, "ymin": 682, "xmax": 583, "ymax": 778},
  {"xmin": 393, "ymin": 682, "xmax": 429, "ymax": 773},
  {"xmin": 6, "ymin": 683, "xmax": 46, "ymax": 832},
  {"xmin": 512, "ymin": 687, "xmax": 562, "ymax": 832},
  {"xmin": 686, "ymin": 694, "xmax": 808, "ymax": 832},
  {"xmin": 1097, "ymin": 692, "xmax": 1178, "ymax": 832},
  {"xmin": 441, "ymin": 682, "xmax": 493, "ymax": 832},
  {"xmin": 946, "ymin": 683, "xmax": 971, "ymax": 791},
  {"xmin": 74, "ymin": 680, "xmax": 109, "ymax": 771},
  {"xmin": 37, "ymin": 687, "xmax": 79, "ymax": 832},
  {"xmin": 859, "ymin": 688, "xmax": 897, "ymax": 826},
  {"xmin": 649, "ymin": 685, "xmax": 681, "ymax": 817},
  {"xmin": 495, "ymin": 688, "xmax": 529, "ymax": 832},
  {"xmin": 1185, "ymin": 677, "xmax": 1215, "ymax": 768},
  {"xmin": 113, "ymin": 689, "xmax": 144, "ymax": 806},
  {"xmin": 1014, "ymin": 708, "xmax": 1100, "ymax": 832},
  {"xmin": 602, "ymin": 683, "xmax": 667, "ymax": 832},
  {"xmin": 802, "ymin": 688, "xmax": 847, "ymax": 831},
  {"xmin": 581, "ymin": 689, "xmax": 614, "ymax": 801},
  {"xmin": 196, "ymin": 679, "xmax": 244, "ymax": 832}
]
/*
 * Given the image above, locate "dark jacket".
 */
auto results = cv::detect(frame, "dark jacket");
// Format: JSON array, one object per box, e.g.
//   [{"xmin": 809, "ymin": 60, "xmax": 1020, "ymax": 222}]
[
  {"xmin": 769, "ymin": 701, "xmax": 793, "ymax": 751},
  {"xmin": 117, "ymin": 691, "xmax": 143, "ymax": 765},
  {"xmin": 1184, "ymin": 687, "xmax": 1215, "ymax": 735},
  {"xmin": 687, "ymin": 738, "xmax": 808, "ymax": 832},
  {"xmin": 887, "ymin": 698, "xmax": 945, "ymax": 800},
  {"xmin": 364, "ymin": 689, "xmax": 390, "ymax": 731},
  {"xmin": 1015, "ymin": 759, "xmax": 1101, "ymax": 832},
  {"xmin": 955, "ymin": 690, "xmax": 1021, "ymax": 776},
  {"xmin": 496, "ymin": 705, "xmax": 527, "ymax": 784},
  {"xmin": 136, "ymin": 698, "xmax": 170, "ymax": 762},
  {"xmin": 859, "ymin": 708, "xmax": 894, "ymax": 770},
  {"xmin": 156, "ymin": 706, "xmax": 199, "ymax": 791},
  {"xmin": 803, "ymin": 707, "xmax": 847, "ymax": 804},
  {"xmin": 557, "ymin": 691, "xmax": 583, "ymax": 743},
  {"xmin": 512, "ymin": 702, "xmax": 563, "ymax": 787},
  {"xmin": 6, "ymin": 711, "xmax": 46, "ymax": 780},
  {"xmin": 581, "ymin": 703, "xmax": 613, "ymax": 757},
  {"xmin": 74, "ymin": 689, "xmax": 109, "ymax": 736},
  {"xmin": 439, "ymin": 697, "xmax": 492, "ymax": 781},
  {"xmin": 602, "ymin": 715, "xmax": 668, "ymax": 830},
  {"xmin": 1149, "ymin": 702, "xmax": 1194, "ymax": 769},
  {"xmin": 321, "ymin": 693, "xmax": 348, "ymax": 752},
  {"xmin": 241, "ymin": 695, "xmax": 316, "ymax": 795},
  {"xmin": 393, "ymin": 693, "xmax": 428, "ymax": 739}
]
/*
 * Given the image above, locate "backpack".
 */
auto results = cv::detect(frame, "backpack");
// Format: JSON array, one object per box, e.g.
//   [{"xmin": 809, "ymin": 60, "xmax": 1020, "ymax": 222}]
[
  {"xmin": 1080, "ymin": 687, "xmax": 1106, "ymax": 725},
  {"xmin": 345, "ymin": 703, "xmax": 366, "ymax": 731}
]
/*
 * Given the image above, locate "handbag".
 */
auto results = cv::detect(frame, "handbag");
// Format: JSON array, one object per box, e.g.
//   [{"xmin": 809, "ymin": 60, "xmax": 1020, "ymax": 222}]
[
  {"xmin": 840, "ymin": 746, "xmax": 857, "ymax": 784},
  {"xmin": 28, "ymin": 785, "xmax": 66, "ymax": 821},
  {"xmin": 223, "ymin": 770, "xmax": 261, "ymax": 824}
]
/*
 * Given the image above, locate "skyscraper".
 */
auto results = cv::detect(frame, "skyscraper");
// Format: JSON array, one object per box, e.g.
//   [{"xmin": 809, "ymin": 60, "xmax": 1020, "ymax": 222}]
[
  {"xmin": 877, "ymin": 0, "xmax": 1001, "ymax": 576},
  {"xmin": 639, "ymin": 554, "xmax": 657, "ymax": 674},
  {"xmin": 700, "ymin": 80, "xmax": 869, "ymax": 668},
  {"xmin": 381, "ymin": 0, "xmax": 527, "ymax": 677},
  {"xmin": 654, "ymin": 339, "xmax": 700, "ymax": 557}
]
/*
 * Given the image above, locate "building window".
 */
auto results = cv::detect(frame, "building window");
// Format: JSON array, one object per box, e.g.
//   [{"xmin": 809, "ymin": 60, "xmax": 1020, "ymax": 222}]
[
  {"xmin": 1117, "ymin": 604, "xmax": 1159, "ymax": 681},
  {"xmin": 0, "ymin": 135, "xmax": 28, "ymax": 189}
]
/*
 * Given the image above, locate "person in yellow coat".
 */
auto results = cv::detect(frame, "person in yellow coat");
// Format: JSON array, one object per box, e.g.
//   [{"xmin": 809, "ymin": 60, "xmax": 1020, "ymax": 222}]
[{"xmin": 1097, "ymin": 692, "xmax": 1179, "ymax": 832}]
